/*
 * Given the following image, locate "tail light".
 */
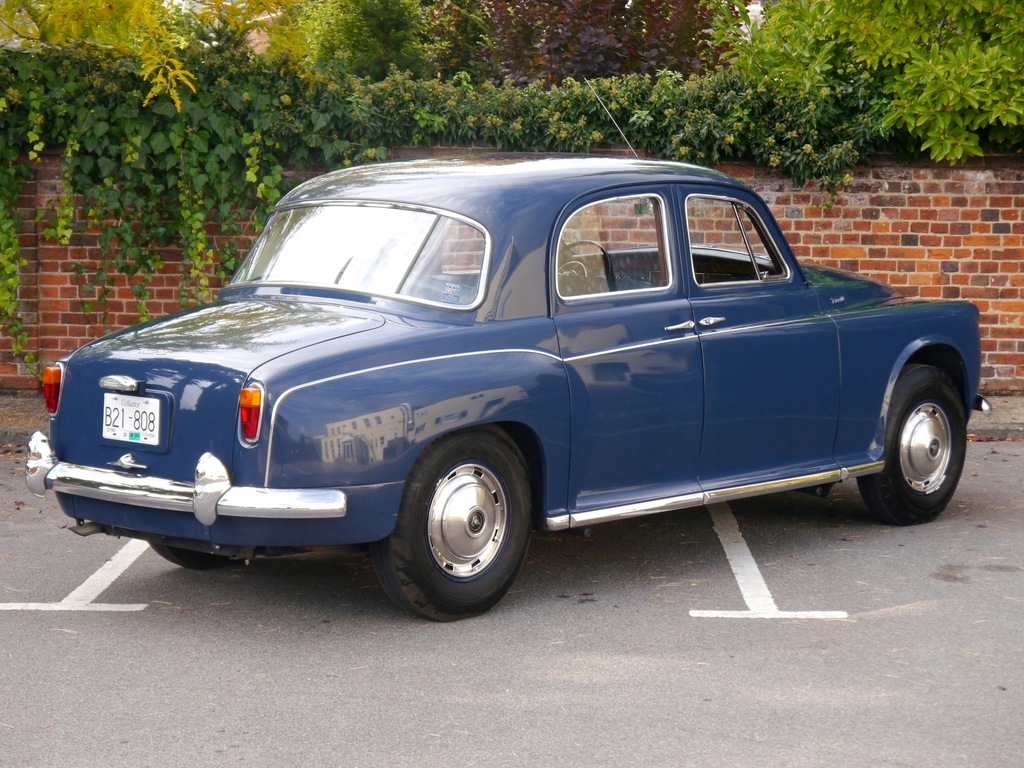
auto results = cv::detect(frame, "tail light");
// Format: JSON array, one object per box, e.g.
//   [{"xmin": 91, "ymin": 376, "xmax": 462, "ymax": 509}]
[
  {"xmin": 42, "ymin": 366, "xmax": 63, "ymax": 414},
  {"xmin": 239, "ymin": 386, "xmax": 263, "ymax": 442}
]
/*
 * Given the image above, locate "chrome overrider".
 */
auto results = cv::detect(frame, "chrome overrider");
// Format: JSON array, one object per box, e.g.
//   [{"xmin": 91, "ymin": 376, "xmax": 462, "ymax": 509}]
[{"xmin": 25, "ymin": 432, "xmax": 347, "ymax": 526}]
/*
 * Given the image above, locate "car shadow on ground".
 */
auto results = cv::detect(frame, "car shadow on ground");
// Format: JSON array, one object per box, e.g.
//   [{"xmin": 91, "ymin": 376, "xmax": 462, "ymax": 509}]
[{"xmin": 117, "ymin": 484, "xmax": 884, "ymax": 623}]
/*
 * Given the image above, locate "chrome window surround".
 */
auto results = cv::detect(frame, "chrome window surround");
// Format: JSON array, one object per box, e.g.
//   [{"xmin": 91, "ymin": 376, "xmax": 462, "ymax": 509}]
[
  {"xmin": 684, "ymin": 193, "xmax": 791, "ymax": 288},
  {"xmin": 555, "ymin": 193, "xmax": 674, "ymax": 302},
  {"xmin": 232, "ymin": 201, "xmax": 492, "ymax": 312}
]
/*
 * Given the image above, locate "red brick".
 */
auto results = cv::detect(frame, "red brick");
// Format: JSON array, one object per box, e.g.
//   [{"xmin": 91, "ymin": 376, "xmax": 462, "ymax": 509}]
[{"xmin": 3, "ymin": 153, "xmax": 1021, "ymax": 394}]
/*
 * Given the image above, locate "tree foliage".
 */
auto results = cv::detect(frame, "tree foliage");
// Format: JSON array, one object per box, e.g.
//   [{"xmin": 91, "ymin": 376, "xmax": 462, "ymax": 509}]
[
  {"xmin": 0, "ymin": 0, "xmax": 302, "ymax": 108},
  {"xmin": 712, "ymin": 0, "xmax": 1024, "ymax": 162},
  {"xmin": 482, "ymin": 0, "xmax": 706, "ymax": 84},
  {"xmin": 4, "ymin": 0, "xmax": 1023, "ymax": 374},
  {"xmin": 297, "ymin": 0, "xmax": 434, "ymax": 79}
]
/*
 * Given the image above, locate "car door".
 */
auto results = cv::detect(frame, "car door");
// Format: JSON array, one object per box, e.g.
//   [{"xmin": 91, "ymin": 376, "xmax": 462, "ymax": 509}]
[
  {"xmin": 553, "ymin": 189, "xmax": 705, "ymax": 519},
  {"xmin": 682, "ymin": 190, "xmax": 842, "ymax": 491}
]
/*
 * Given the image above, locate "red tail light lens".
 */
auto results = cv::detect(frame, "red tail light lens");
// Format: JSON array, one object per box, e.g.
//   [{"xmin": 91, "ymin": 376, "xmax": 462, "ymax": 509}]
[
  {"xmin": 42, "ymin": 366, "xmax": 62, "ymax": 414},
  {"xmin": 239, "ymin": 387, "xmax": 263, "ymax": 441}
]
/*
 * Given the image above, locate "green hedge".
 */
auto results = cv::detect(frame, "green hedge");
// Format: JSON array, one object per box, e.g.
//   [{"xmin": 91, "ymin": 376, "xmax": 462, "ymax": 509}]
[{"xmin": 1, "ymin": 42, "xmax": 888, "ymax": 366}]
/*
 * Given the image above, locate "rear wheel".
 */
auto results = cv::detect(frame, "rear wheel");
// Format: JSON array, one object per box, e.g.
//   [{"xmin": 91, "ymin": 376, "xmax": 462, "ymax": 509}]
[
  {"xmin": 858, "ymin": 364, "xmax": 966, "ymax": 525},
  {"xmin": 150, "ymin": 543, "xmax": 235, "ymax": 570},
  {"xmin": 370, "ymin": 427, "xmax": 532, "ymax": 621}
]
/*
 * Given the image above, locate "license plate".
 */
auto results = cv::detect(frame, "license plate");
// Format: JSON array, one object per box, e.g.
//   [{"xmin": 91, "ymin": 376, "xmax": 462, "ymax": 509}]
[{"xmin": 102, "ymin": 393, "xmax": 161, "ymax": 446}]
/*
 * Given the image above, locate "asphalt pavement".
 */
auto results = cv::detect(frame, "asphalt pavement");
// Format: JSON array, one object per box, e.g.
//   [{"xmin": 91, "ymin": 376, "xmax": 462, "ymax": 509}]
[
  {"xmin": 2, "ymin": 387, "xmax": 1022, "ymax": 767},
  {"xmin": 3, "ymin": 438, "xmax": 1023, "ymax": 766},
  {"xmin": 2, "ymin": 391, "xmax": 1022, "ymax": 452}
]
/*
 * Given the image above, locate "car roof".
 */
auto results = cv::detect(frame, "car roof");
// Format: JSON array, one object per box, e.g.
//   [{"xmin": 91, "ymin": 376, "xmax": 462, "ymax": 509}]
[{"xmin": 276, "ymin": 155, "xmax": 747, "ymax": 220}]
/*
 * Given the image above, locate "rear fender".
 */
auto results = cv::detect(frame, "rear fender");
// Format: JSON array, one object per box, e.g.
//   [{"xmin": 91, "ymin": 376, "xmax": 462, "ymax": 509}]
[{"xmin": 264, "ymin": 349, "xmax": 571, "ymax": 517}]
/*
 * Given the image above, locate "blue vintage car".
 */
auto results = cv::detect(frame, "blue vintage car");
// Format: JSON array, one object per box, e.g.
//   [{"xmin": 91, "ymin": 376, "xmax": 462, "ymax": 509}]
[{"xmin": 26, "ymin": 156, "xmax": 988, "ymax": 619}]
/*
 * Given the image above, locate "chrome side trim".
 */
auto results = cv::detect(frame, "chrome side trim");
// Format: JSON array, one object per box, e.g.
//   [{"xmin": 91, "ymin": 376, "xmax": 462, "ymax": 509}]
[
  {"xmin": 563, "ymin": 335, "xmax": 697, "ymax": 364},
  {"xmin": 25, "ymin": 432, "xmax": 347, "ymax": 525},
  {"xmin": 541, "ymin": 463, "xmax": 886, "ymax": 531},
  {"xmin": 570, "ymin": 491, "xmax": 706, "ymax": 527},
  {"xmin": 702, "ymin": 470, "xmax": 842, "ymax": 505},
  {"xmin": 544, "ymin": 514, "xmax": 571, "ymax": 531},
  {"xmin": 842, "ymin": 461, "xmax": 885, "ymax": 479}
]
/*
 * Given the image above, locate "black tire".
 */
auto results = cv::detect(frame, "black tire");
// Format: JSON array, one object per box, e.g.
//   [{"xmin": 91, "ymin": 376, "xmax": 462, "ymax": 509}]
[
  {"xmin": 150, "ymin": 542, "xmax": 235, "ymax": 570},
  {"xmin": 858, "ymin": 364, "xmax": 967, "ymax": 525},
  {"xmin": 369, "ymin": 427, "xmax": 532, "ymax": 621}
]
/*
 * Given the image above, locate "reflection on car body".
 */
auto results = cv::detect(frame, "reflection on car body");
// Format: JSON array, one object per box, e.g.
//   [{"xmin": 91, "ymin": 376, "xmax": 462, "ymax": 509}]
[{"xmin": 26, "ymin": 156, "xmax": 988, "ymax": 620}]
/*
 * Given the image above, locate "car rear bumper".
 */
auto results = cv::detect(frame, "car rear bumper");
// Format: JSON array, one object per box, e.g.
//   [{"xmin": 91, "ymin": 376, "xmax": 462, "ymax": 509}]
[{"xmin": 26, "ymin": 432, "xmax": 347, "ymax": 527}]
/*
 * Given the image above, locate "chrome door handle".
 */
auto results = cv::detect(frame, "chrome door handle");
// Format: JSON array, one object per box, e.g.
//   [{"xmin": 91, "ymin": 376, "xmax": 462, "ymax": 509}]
[
  {"xmin": 664, "ymin": 321, "xmax": 696, "ymax": 333},
  {"xmin": 698, "ymin": 316, "xmax": 726, "ymax": 327}
]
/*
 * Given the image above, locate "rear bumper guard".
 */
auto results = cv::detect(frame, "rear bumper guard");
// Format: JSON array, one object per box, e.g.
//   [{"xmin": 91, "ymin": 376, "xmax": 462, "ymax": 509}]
[{"xmin": 26, "ymin": 432, "xmax": 347, "ymax": 527}]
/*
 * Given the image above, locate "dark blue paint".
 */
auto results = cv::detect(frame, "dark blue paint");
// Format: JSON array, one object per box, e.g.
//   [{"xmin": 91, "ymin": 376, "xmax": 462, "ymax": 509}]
[{"xmin": 45, "ymin": 157, "xmax": 983, "ymax": 552}]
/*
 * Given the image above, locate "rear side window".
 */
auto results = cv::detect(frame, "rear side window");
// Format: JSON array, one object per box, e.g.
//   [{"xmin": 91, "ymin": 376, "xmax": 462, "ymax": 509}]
[
  {"xmin": 685, "ymin": 196, "xmax": 787, "ymax": 286},
  {"xmin": 556, "ymin": 195, "xmax": 671, "ymax": 299}
]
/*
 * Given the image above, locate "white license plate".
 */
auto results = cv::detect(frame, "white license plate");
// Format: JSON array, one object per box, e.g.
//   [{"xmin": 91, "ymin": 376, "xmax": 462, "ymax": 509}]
[{"xmin": 102, "ymin": 393, "xmax": 161, "ymax": 446}]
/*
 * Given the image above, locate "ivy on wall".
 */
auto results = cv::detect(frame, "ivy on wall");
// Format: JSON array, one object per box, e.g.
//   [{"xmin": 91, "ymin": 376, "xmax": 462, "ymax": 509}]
[{"xmin": 1, "ymin": 40, "xmax": 888, "ymax": 371}]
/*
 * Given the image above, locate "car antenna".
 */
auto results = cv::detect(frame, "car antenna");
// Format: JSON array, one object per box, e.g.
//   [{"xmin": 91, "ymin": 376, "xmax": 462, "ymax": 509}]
[{"xmin": 585, "ymin": 78, "xmax": 639, "ymax": 158}]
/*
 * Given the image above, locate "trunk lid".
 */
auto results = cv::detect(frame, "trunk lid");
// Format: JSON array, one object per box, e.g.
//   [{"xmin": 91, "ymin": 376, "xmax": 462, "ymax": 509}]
[{"xmin": 53, "ymin": 296, "xmax": 383, "ymax": 482}]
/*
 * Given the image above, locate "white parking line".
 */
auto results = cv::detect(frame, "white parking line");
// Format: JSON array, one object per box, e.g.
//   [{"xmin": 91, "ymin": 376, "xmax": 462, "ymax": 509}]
[
  {"xmin": 0, "ymin": 539, "xmax": 149, "ymax": 612},
  {"xmin": 1, "ymin": 505, "xmax": 847, "ymax": 617},
  {"xmin": 689, "ymin": 503, "xmax": 847, "ymax": 620}
]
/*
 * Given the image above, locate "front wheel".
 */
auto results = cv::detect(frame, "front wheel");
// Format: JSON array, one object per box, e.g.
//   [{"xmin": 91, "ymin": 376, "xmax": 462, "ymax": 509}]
[
  {"xmin": 858, "ymin": 365, "xmax": 967, "ymax": 525},
  {"xmin": 370, "ymin": 427, "xmax": 532, "ymax": 621}
]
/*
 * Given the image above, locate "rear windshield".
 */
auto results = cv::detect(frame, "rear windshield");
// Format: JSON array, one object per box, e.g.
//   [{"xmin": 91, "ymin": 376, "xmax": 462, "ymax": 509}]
[{"xmin": 232, "ymin": 203, "xmax": 489, "ymax": 309}]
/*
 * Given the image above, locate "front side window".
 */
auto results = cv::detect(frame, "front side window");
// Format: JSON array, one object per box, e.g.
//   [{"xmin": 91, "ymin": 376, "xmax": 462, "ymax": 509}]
[
  {"xmin": 685, "ymin": 196, "xmax": 787, "ymax": 286},
  {"xmin": 232, "ymin": 204, "xmax": 488, "ymax": 308},
  {"xmin": 556, "ymin": 195, "xmax": 671, "ymax": 299}
]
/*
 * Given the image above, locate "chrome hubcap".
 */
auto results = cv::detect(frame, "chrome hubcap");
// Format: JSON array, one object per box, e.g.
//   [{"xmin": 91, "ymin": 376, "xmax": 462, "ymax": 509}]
[
  {"xmin": 898, "ymin": 402, "xmax": 952, "ymax": 494},
  {"xmin": 427, "ymin": 463, "xmax": 508, "ymax": 578}
]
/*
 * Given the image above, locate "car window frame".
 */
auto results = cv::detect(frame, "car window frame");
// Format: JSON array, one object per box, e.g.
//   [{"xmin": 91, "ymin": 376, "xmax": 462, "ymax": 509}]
[
  {"xmin": 554, "ymin": 192, "xmax": 675, "ymax": 304},
  {"xmin": 683, "ymin": 193, "xmax": 791, "ymax": 291},
  {"xmin": 231, "ymin": 201, "xmax": 493, "ymax": 312}
]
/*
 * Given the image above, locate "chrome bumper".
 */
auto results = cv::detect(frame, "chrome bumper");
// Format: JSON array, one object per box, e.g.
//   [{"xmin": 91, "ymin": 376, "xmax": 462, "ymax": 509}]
[{"xmin": 26, "ymin": 432, "xmax": 347, "ymax": 527}]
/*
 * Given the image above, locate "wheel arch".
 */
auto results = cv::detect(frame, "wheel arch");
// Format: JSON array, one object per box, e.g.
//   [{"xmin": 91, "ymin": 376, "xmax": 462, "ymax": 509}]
[
  {"xmin": 492, "ymin": 421, "xmax": 547, "ymax": 530},
  {"xmin": 413, "ymin": 420, "xmax": 549, "ymax": 531},
  {"xmin": 904, "ymin": 343, "xmax": 969, "ymax": 412},
  {"xmin": 871, "ymin": 341, "xmax": 970, "ymax": 461}
]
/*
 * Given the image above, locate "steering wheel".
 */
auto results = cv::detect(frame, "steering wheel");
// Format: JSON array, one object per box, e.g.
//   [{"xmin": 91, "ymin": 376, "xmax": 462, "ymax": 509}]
[
  {"xmin": 558, "ymin": 259, "xmax": 588, "ymax": 277},
  {"xmin": 562, "ymin": 239, "xmax": 616, "ymax": 291}
]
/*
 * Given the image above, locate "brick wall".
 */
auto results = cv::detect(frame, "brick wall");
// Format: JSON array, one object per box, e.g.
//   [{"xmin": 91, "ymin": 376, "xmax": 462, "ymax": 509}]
[
  {"xmin": 723, "ymin": 157, "xmax": 1023, "ymax": 393},
  {"xmin": 2, "ymin": 153, "xmax": 1022, "ymax": 394}
]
